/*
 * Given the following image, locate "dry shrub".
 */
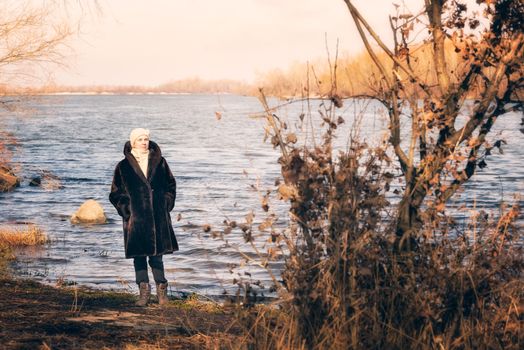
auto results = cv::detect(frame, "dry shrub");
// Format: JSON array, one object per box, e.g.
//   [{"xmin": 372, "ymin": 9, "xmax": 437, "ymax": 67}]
[
  {"xmin": 0, "ymin": 225, "xmax": 48, "ymax": 247},
  {"xmin": 232, "ymin": 94, "xmax": 523, "ymax": 350}
]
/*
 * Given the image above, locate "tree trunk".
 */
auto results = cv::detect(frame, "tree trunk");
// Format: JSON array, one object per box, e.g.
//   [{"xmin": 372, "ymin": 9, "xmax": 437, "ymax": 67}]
[{"xmin": 395, "ymin": 181, "xmax": 426, "ymax": 250}]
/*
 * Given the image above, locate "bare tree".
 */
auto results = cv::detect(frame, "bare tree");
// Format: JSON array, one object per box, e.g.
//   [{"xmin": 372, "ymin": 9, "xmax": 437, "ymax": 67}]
[
  {"xmin": 0, "ymin": 0, "xmax": 76, "ymax": 191},
  {"xmin": 343, "ymin": 0, "xmax": 523, "ymax": 249},
  {"xmin": 0, "ymin": 1, "xmax": 75, "ymax": 92}
]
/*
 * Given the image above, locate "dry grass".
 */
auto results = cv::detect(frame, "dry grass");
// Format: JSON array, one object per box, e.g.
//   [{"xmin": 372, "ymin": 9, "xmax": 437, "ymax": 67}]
[
  {"xmin": 237, "ymin": 216, "xmax": 523, "ymax": 349},
  {"xmin": 171, "ymin": 294, "xmax": 223, "ymax": 314},
  {"xmin": 0, "ymin": 225, "xmax": 48, "ymax": 247}
]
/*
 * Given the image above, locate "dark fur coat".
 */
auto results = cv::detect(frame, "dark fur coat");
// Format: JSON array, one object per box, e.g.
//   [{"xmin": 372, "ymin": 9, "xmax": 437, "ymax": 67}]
[{"xmin": 109, "ymin": 140, "xmax": 178, "ymax": 258}]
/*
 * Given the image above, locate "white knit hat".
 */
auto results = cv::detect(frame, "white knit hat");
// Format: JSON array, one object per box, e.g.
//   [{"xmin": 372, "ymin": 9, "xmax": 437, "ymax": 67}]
[{"xmin": 130, "ymin": 128, "xmax": 150, "ymax": 147}]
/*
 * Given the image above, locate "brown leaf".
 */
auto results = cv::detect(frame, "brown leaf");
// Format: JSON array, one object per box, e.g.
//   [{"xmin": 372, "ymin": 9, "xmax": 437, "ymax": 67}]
[
  {"xmin": 360, "ymin": 268, "xmax": 372, "ymax": 277},
  {"xmin": 262, "ymin": 201, "xmax": 269, "ymax": 212},
  {"xmin": 245, "ymin": 211, "xmax": 254, "ymax": 225},
  {"xmin": 330, "ymin": 95, "xmax": 343, "ymax": 108},
  {"xmin": 285, "ymin": 133, "xmax": 297, "ymax": 144},
  {"xmin": 271, "ymin": 135, "xmax": 280, "ymax": 148},
  {"xmin": 258, "ymin": 218, "xmax": 273, "ymax": 231},
  {"xmin": 277, "ymin": 184, "xmax": 298, "ymax": 200}
]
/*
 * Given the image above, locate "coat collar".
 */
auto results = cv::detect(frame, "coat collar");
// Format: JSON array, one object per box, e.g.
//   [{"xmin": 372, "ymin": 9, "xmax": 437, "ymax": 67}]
[{"xmin": 124, "ymin": 140, "xmax": 162, "ymax": 183}]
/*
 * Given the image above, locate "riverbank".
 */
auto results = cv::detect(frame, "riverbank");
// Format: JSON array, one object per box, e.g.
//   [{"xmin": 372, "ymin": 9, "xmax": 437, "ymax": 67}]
[{"xmin": 0, "ymin": 258, "xmax": 241, "ymax": 349}]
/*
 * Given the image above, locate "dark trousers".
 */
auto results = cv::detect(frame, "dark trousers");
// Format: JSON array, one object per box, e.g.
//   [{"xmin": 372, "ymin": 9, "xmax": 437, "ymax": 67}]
[{"xmin": 133, "ymin": 255, "xmax": 167, "ymax": 285}]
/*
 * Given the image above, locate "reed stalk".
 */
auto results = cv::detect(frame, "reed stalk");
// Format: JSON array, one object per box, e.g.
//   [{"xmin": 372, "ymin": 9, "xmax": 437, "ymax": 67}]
[{"xmin": 0, "ymin": 225, "xmax": 48, "ymax": 247}]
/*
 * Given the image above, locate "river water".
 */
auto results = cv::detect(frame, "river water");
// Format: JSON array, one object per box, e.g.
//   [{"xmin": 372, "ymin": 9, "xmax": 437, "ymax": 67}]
[{"xmin": 0, "ymin": 94, "xmax": 522, "ymax": 298}]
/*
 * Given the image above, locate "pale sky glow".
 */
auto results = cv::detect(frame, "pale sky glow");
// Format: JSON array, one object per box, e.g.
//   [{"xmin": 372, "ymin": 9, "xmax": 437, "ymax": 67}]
[{"xmin": 56, "ymin": 0, "xmax": 429, "ymax": 86}]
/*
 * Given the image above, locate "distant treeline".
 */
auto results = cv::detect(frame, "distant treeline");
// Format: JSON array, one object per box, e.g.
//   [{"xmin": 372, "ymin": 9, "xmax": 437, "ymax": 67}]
[
  {"xmin": 256, "ymin": 40, "xmax": 471, "ymax": 98},
  {"xmin": 0, "ymin": 78, "xmax": 257, "ymax": 96},
  {"xmin": 0, "ymin": 42, "xmax": 477, "ymax": 98}
]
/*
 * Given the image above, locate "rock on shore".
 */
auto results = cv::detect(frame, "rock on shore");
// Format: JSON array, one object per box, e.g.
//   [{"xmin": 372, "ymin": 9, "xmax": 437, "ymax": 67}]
[
  {"xmin": 0, "ymin": 165, "xmax": 19, "ymax": 192},
  {"xmin": 71, "ymin": 199, "xmax": 107, "ymax": 224},
  {"xmin": 29, "ymin": 170, "xmax": 62, "ymax": 191}
]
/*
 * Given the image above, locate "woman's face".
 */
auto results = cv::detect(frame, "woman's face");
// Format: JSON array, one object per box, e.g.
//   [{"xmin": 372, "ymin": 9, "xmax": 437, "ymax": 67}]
[{"xmin": 134, "ymin": 136, "xmax": 149, "ymax": 151}]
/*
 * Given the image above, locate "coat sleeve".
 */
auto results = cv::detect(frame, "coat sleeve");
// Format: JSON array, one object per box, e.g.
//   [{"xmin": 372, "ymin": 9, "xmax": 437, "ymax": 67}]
[
  {"xmin": 163, "ymin": 158, "xmax": 176, "ymax": 212},
  {"xmin": 109, "ymin": 164, "xmax": 130, "ymax": 219}
]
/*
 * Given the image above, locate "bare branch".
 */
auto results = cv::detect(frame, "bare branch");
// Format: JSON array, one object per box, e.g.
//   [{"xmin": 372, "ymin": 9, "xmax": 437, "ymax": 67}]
[
  {"xmin": 439, "ymin": 112, "xmax": 497, "ymax": 204},
  {"xmin": 343, "ymin": 2, "xmax": 411, "ymax": 175},
  {"xmin": 448, "ymin": 33, "xmax": 524, "ymax": 147},
  {"xmin": 425, "ymin": 0, "xmax": 450, "ymax": 94},
  {"xmin": 344, "ymin": 2, "xmax": 392, "ymax": 89},
  {"xmin": 0, "ymin": 1, "xmax": 75, "ymax": 88},
  {"xmin": 258, "ymin": 88, "xmax": 290, "ymax": 163},
  {"xmin": 343, "ymin": 0, "xmax": 431, "ymax": 96}
]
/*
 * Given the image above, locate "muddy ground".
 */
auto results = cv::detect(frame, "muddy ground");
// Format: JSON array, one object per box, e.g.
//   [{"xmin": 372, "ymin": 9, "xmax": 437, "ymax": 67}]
[{"xmin": 0, "ymin": 276, "xmax": 242, "ymax": 349}]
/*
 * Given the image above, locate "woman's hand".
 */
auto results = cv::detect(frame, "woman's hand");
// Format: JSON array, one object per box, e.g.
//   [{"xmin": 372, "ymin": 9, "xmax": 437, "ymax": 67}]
[{"xmin": 165, "ymin": 193, "xmax": 175, "ymax": 212}]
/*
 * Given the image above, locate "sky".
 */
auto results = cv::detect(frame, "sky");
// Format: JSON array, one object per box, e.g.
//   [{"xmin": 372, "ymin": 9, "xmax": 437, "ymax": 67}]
[{"xmin": 54, "ymin": 0, "xmax": 429, "ymax": 87}]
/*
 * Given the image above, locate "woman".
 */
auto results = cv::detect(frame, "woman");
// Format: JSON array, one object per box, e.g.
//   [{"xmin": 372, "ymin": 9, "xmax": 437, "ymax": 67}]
[{"xmin": 109, "ymin": 128, "xmax": 178, "ymax": 306}]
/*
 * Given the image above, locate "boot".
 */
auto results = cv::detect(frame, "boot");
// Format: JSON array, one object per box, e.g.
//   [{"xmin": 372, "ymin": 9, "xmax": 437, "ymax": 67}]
[
  {"xmin": 136, "ymin": 282, "xmax": 151, "ymax": 306},
  {"xmin": 157, "ymin": 282, "xmax": 169, "ymax": 305}
]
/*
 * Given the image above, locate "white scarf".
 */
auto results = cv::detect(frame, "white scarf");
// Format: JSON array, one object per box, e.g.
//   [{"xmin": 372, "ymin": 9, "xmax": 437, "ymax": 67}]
[{"xmin": 131, "ymin": 148, "xmax": 149, "ymax": 177}]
